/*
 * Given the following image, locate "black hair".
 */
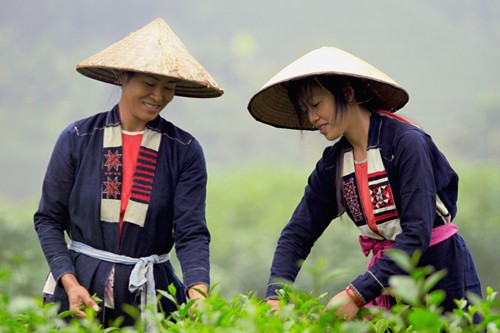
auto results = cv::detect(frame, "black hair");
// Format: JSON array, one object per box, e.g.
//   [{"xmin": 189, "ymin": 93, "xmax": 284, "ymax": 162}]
[{"xmin": 287, "ymin": 75, "xmax": 374, "ymax": 216}]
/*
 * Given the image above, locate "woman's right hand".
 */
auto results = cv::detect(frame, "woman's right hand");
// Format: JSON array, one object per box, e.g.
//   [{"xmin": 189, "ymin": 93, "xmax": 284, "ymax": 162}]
[
  {"xmin": 61, "ymin": 273, "xmax": 100, "ymax": 318},
  {"xmin": 267, "ymin": 299, "xmax": 280, "ymax": 312}
]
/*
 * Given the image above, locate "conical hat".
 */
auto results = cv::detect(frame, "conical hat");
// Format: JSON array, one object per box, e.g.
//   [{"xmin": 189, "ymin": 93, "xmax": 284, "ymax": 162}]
[
  {"xmin": 76, "ymin": 18, "xmax": 223, "ymax": 98},
  {"xmin": 247, "ymin": 46, "xmax": 408, "ymax": 130}
]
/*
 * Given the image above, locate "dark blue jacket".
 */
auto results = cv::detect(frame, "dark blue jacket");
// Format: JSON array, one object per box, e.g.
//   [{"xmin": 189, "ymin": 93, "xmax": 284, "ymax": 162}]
[
  {"xmin": 34, "ymin": 105, "xmax": 210, "ymax": 315},
  {"xmin": 266, "ymin": 112, "xmax": 481, "ymax": 310}
]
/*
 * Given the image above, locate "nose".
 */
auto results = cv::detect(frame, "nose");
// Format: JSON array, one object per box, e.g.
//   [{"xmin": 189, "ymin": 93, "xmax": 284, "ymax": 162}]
[
  {"xmin": 150, "ymin": 86, "xmax": 175, "ymax": 103},
  {"xmin": 307, "ymin": 108, "xmax": 319, "ymax": 124},
  {"xmin": 151, "ymin": 86, "xmax": 165, "ymax": 100}
]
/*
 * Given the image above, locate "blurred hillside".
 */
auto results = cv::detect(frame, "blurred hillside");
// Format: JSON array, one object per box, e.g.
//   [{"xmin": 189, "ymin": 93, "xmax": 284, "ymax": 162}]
[{"xmin": 1, "ymin": 0, "xmax": 499, "ymax": 201}]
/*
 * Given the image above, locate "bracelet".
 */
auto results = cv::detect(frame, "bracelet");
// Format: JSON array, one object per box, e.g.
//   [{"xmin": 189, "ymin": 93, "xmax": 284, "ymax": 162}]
[{"xmin": 345, "ymin": 286, "xmax": 363, "ymax": 307}]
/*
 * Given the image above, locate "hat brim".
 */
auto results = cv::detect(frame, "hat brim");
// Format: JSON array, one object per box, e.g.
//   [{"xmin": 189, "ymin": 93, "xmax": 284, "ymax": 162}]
[
  {"xmin": 76, "ymin": 65, "xmax": 223, "ymax": 98},
  {"xmin": 247, "ymin": 47, "xmax": 409, "ymax": 130}
]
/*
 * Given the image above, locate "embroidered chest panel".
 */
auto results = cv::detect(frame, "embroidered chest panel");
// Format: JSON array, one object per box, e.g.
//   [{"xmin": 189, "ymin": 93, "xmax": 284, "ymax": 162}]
[
  {"xmin": 100, "ymin": 125, "xmax": 161, "ymax": 228},
  {"xmin": 342, "ymin": 149, "xmax": 402, "ymax": 240}
]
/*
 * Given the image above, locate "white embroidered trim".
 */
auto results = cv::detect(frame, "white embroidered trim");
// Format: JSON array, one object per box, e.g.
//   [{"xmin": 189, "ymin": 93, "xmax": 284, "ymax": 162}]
[{"xmin": 368, "ymin": 270, "xmax": 384, "ymax": 289}]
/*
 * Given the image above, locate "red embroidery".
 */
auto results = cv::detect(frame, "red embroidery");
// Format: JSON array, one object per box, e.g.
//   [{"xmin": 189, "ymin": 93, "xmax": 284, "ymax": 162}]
[
  {"xmin": 103, "ymin": 176, "xmax": 121, "ymax": 199},
  {"xmin": 370, "ymin": 184, "xmax": 393, "ymax": 209},
  {"xmin": 343, "ymin": 177, "xmax": 363, "ymax": 222},
  {"xmin": 104, "ymin": 150, "xmax": 122, "ymax": 172}
]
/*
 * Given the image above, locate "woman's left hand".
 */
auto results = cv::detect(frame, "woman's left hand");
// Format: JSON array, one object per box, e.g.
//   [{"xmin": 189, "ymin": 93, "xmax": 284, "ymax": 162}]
[
  {"xmin": 324, "ymin": 290, "xmax": 359, "ymax": 320},
  {"xmin": 187, "ymin": 283, "xmax": 208, "ymax": 300},
  {"xmin": 187, "ymin": 283, "xmax": 208, "ymax": 315}
]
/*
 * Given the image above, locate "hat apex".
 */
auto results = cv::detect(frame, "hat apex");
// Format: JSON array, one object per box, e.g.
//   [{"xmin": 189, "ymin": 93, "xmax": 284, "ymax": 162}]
[{"xmin": 76, "ymin": 18, "xmax": 223, "ymax": 98}]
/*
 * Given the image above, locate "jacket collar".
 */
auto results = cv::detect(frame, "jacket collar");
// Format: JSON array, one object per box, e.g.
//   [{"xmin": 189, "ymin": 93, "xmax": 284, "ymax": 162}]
[
  {"xmin": 367, "ymin": 112, "xmax": 383, "ymax": 149},
  {"xmin": 338, "ymin": 111, "xmax": 384, "ymax": 152}
]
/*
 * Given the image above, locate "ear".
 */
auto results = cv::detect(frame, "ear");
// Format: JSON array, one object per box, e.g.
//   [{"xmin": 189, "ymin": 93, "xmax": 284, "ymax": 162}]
[
  {"xmin": 117, "ymin": 71, "xmax": 131, "ymax": 86},
  {"xmin": 343, "ymin": 84, "xmax": 356, "ymax": 103}
]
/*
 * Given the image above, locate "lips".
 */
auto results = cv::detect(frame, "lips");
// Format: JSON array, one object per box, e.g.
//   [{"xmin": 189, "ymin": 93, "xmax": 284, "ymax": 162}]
[
  {"xmin": 143, "ymin": 101, "xmax": 162, "ymax": 112},
  {"xmin": 317, "ymin": 123, "xmax": 328, "ymax": 134}
]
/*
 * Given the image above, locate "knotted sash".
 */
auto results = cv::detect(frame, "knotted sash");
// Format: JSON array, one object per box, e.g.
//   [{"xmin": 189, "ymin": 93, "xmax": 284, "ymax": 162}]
[
  {"xmin": 68, "ymin": 240, "xmax": 170, "ymax": 329},
  {"xmin": 359, "ymin": 222, "xmax": 459, "ymax": 309}
]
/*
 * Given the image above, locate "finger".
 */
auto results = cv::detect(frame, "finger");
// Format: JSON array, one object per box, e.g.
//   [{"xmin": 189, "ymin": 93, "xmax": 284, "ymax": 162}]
[
  {"xmin": 70, "ymin": 306, "xmax": 87, "ymax": 319},
  {"xmin": 84, "ymin": 298, "xmax": 100, "ymax": 312}
]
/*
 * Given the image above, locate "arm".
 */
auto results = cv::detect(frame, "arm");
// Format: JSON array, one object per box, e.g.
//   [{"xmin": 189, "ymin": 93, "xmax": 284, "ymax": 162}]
[
  {"xmin": 34, "ymin": 126, "xmax": 97, "ymax": 314},
  {"xmin": 34, "ymin": 125, "xmax": 78, "ymax": 284},
  {"xmin": 173, "ymin": 138, "xmax": 211, "ymax": 292},
  {"xmin": 265, "ymin": 158, "xmax": 338, "ymax": 299}
]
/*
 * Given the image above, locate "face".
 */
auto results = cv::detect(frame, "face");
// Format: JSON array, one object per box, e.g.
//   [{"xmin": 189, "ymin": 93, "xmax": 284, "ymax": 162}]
[
  {"xmin": 298, "ymin": 84, "xmax": 348, "ymax": 141},
  {"xmin": 119, "ymin": 73, "xmax": 176, "ymax": 131}
]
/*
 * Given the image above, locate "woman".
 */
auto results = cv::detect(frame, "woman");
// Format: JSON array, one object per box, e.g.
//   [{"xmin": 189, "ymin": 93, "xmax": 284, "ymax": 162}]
[
  {"xmin": 247, "ymin": 46, "xmax": 481, "ymax": 319},
  {"xmin": 34, "ymin": 18, "xmax": 223, "ymax": 327}
]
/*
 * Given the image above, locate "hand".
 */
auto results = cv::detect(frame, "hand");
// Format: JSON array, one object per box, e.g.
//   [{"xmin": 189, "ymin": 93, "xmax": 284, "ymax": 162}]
[
  {"xmin": 187, "ymin": 283, "xmax": 208, "ymax": 314},
  {"xmin": 325, "ymin": 290, "xmax": 359, "ymax": 321},
  {"xmin": 61, "ymin": 273, "xmax": 99, "ymax": 318},
  {"xmin": 187, "ymin": 283, "xmax": 208, "ymax": 301},
  {"xmin": 267, "ymin": 299, "xmax": 280, "ymax": 312}
]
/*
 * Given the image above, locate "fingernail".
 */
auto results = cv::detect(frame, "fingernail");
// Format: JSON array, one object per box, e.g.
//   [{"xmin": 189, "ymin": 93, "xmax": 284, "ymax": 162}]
[{"xmin": 93, "ymin": 305, "xmax": 100, "ymax": 311}]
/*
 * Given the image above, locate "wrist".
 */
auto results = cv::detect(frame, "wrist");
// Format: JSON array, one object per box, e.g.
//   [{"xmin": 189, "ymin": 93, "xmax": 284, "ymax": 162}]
[
  {"xmin": 60, "ymin": 273, "xmax": 80, "ymax": 292},
  {"xmin": 345, "ymin": 285, "xmax": 364, "ymax": 307},
  {"xmin": 188, "ymin": 284, "xmax": 208, "ymax": 299}
]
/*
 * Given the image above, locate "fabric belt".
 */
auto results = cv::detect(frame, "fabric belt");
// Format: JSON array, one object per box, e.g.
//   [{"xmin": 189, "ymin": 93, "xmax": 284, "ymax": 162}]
[
  {"xmin": 68, "ymin": 240, "xmax": 170, "ymax": 329},
  {"xmin": 359, "ymin": 222, "xmax": 458, "ymax": 309}
]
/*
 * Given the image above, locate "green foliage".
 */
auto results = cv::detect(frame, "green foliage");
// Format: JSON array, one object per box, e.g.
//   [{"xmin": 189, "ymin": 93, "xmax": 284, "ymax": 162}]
[
  {"xmin": 1, "ymin": 251, "xmax": 499, "ymax": 332},
  {"xmin": 0, "ymin": 164, "xmax": 499, "ymax": 331}
]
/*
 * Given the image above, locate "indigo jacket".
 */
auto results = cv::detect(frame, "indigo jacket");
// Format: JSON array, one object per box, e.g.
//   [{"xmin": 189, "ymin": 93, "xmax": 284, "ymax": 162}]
[
  {"xmin": 266, "ymin": 112, "xmax": 481, "ymax": 310},
  {"xmin": 34, "ymin": 105, "xmax": 210, "ymax": 315}
]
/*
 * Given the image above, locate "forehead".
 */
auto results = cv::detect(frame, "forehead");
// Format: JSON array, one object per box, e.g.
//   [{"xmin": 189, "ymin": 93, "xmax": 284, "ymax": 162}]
[
  {"xmin": 297, "ymin": 83, "xmax": 327, "ymax": 103},
  {"xmin": 134, "ymin": 73, "xmax": 177, "ymax": 84}
]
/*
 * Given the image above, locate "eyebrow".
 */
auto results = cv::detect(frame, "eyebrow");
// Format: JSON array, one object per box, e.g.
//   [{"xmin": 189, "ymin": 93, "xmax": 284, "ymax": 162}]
[{"xmin": 144, "ymin": 74, "xmax": 176, "ymax": 84}]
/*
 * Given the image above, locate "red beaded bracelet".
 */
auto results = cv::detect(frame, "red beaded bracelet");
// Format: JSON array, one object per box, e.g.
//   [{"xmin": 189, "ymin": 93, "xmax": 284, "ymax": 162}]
[{"xmin": 345, "ymin": 286, "xmax": 363, "ymax": 307}]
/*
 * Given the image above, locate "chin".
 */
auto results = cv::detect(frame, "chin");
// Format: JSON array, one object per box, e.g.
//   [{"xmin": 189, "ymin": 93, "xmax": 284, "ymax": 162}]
[{"xmin": 325, "ymin": 134, "xmax": 341, "ymax": 142}]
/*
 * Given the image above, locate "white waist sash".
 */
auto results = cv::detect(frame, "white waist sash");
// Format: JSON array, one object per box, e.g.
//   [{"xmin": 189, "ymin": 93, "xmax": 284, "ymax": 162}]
[{"xmin": 68, "ymin": 240, "xmax": 170, "ymax": 330}]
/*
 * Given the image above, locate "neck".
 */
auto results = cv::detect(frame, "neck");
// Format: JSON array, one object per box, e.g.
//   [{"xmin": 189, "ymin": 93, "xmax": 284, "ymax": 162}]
[
  {"xmin": 118, "ymin": 102, "xmax": 147, "ymax": 132},
  {"xmin": 344, "ymin": 106, "xmax": 371, "ymax": 160}
]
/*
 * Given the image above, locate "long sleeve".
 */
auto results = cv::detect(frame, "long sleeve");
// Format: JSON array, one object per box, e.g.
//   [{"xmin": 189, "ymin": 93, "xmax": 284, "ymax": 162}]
[
  {"xmin": 265, "ymin": 157, "xmax": 338, "ymax": 298},
  {"xmin": 34, "ymin": 124, "xmax": 77, "ymax": 283},
  {"xmin": 173, "ymin": 137, "xmax": 211, "ymax": 288}
]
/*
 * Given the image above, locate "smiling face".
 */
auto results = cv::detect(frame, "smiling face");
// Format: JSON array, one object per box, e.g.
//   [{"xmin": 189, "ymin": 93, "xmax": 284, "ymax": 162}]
[
  {"xmin": 118, "ymin": 72, "xmax": 176, "ymax": 131},
  {"xmin": 297, "ymin": 83, "xmax": 349, "ymax": 141}
]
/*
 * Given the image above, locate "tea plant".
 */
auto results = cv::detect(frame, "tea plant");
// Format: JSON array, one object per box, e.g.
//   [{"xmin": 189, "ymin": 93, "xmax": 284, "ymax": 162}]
[{"xmin": 0, "ymin": 251, "xmax": 499, "ymax": 332}]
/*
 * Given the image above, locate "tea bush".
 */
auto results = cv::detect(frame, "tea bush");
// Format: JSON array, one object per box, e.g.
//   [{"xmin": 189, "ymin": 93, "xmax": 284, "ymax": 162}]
[{"xmin": 1, "ymin": 250, "xmax": 499, "ymax": 332}]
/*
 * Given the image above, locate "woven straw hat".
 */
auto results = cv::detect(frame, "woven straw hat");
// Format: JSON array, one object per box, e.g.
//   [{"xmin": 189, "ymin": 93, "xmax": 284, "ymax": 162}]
[
  {"xmin": 247, "ymin": 46, "xmax": 408, "ymax": 130},
  {"xmin": 76, "ymin": 18, "xmax": 223, "ymax": 98}
]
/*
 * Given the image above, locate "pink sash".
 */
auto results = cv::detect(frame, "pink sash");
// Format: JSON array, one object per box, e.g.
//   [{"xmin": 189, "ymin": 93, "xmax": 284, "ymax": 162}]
[{"xmin": 359, "ymin": 223, "xmax": 458, "ymax": 309}]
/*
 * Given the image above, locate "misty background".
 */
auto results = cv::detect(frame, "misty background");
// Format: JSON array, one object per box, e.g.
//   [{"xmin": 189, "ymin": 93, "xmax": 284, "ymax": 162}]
[
  {"xmin": 2, "ymin": 0, "xmax": 499, "ymax": 202},
  {"xmin": 0, "ymin": 0, "xmax": 500, "ymax": 298}
]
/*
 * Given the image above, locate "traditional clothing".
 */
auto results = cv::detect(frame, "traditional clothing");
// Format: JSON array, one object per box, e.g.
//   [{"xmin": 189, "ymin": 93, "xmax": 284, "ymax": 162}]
[
  {"xmin": 265, "ymin": 112, "xmax": 482, "ymax": 311},
  {"xmin": 35, "ymin": 105, "xmax": 210, "ymax": 322}
]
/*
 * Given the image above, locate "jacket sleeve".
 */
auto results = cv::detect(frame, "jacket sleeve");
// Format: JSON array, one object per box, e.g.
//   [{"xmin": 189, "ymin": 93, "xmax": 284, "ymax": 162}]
[
  {"xmin": 265, "ymin": 157, "xmax": 338, "ymax": 298},
  {"xmin": 34, "ymin": 124, "xmax": 77, "ymax": 284},
  {"xmin": 351, "ymin": 129, "xmax": 437, "ymax": 303},
  {"xmin": 173, "ymin": 138, "xmax": 211, "ymax": 289}
]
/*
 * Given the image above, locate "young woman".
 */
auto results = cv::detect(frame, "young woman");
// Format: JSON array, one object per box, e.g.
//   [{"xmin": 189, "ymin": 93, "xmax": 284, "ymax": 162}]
[
  {"xmin": 34, "ymin": 18, "xmax": 223, "ymax": 327},
  {"xmin": 247, "ymin": 46, "xmax": 482, "ymax": 320}
]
